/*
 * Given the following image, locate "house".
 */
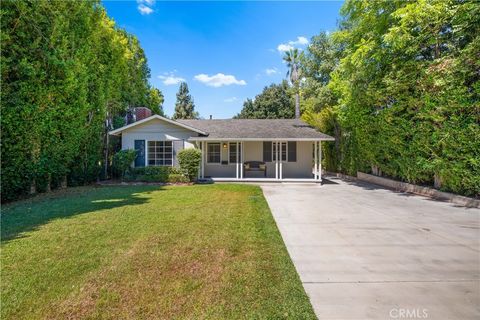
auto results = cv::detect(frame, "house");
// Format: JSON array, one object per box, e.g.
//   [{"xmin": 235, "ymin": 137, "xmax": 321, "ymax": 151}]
[{"xmin": 109, "ymin": 115, "xmax": 334, "ymax": 182}]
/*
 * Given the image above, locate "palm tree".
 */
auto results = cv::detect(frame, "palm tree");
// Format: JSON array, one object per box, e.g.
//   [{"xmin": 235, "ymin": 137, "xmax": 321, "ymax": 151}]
[{"xmin": 283, "ymin": 48, "xmax": 302, "ymax": 118}]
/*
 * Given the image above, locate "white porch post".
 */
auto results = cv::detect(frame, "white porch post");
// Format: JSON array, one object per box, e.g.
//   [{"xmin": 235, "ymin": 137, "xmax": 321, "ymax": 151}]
[
  {"xmin": 275, "ymin": 141, "xmax": 278, "ymax": 180},
  {"xmin": 314, "ymin": 141, "xmax": 318, "ymax": 181},
  {"xmin": 236, "ymin": 141, "xmax": 239, "ymax": 179},
  {"xmin": 240, "ymin": 141, "xmax": 244, "ymax": 179},
  {"xmin": 280, "ymin": 141, "xmax": 283, "ymax": 180},
  {"xmin": 201, "ymin": 141, "xmax": 205, "ymax": 179},
  {"xmin": 319, "ymin": 141, "xmax": 322, "ymax": 182}
]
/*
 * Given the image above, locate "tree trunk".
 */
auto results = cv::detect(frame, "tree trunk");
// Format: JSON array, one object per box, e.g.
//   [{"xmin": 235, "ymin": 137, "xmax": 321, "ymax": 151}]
[
  {"xmin": 60, "ymin": 175, "xmax": 67, "ymax": 189},
  {"xmin": 434, "ymin": 173, "xmax": 442, "ymax": 189},
  {"xmin": 295, "ymin": 93, "xmax": 300, "ymax": 119},
  {"xmin": 30, "ymin": 179, "xmax": 36, "ymax": 195},
  {"xmin": 46, "ymin": 174, "xmax": 51, "ymax": 193}
]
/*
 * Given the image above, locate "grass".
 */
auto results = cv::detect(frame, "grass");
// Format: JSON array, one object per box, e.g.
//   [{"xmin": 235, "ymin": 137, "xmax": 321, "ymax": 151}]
[{"xmin": 1, "ymin": 184, "xmax": 316, "ymax": 319}]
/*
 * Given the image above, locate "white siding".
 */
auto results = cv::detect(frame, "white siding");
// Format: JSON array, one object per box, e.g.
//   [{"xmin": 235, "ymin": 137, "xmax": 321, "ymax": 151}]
[{"xmin": 121, "ymin": 118, "xmax": 198, "ymax": 151}]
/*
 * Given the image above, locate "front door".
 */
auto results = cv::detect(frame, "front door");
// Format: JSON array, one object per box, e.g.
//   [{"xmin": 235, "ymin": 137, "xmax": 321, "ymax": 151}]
[{"xmin": 134, "ymin": 140, "xmax": 145, "ymax": 167}]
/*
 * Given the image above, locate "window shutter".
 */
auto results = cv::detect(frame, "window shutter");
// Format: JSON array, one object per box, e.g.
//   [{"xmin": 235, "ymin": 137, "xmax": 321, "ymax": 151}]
[
  {"xmin": 288, "ymin": 141, "xmax": 297, "ymax": 162},
  {"xmin": 263, "ymin": 141, "xmax": 272, "ymax": 162},
  {"xmin": 173, "ymin": 140, "xmax": 184, "ymax": 167}
]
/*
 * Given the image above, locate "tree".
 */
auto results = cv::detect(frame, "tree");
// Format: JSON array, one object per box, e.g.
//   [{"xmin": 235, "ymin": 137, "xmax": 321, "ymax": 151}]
[
  {"xmin": 145, "ymin": 87, "xmax": 165, "ymax": 116},
  {"xmin": 173, "ymin": 82, "xmax": 198, "ymax": 119},
  {"xmin": 235, "ymin": 81, "xmax": 294, "ymax": 119},
  {"xmin": 283, "ymin": 48, "xmax": 303, "ymax": 118},
  {"xmin": 1, "ymin": 0, "xmax": 156, "ymax": 202}
]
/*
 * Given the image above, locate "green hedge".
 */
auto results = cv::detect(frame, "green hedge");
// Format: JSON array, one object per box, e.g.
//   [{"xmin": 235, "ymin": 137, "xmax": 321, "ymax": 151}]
[
  {"xmin": 177, "ymin": 148, "xmax": 202, "ymax": 181},
  {"xmin": 125, "ymin": 166, "xmax": 188, "ymax": 183}
]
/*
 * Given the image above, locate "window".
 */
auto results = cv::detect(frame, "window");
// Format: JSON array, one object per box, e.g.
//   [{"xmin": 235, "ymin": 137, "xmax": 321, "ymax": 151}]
[
  {"xmin": 147, "ymin": 141, "xmax": 173, "ymax": 166},
  {"xmin": 272, "ymin": 142, "xmax": 287, "ymax": 161},
  {"xmin": 288, "ymin": 141, "xmax": 297, "ymax": 162},
  {"xmin": 229, "ymin": 143, "xmax": 240, "ymax": 163},
  {"xmin": 207, "ymin": 143, "xmax": 221, "ymax": 163},
  {"xmin": 263, "ymin": 142, "xmax": 272, "ymax": 162}
]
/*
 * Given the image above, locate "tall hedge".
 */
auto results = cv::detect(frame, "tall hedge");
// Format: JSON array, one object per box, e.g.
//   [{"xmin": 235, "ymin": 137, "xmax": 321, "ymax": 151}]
[
  {"xmin": 1, "ymin": 0, "xmax": 159, "ymax": 202},
  {"xmin": 303, "ymin": 0, "xmax": 480, "ymax": 197}
]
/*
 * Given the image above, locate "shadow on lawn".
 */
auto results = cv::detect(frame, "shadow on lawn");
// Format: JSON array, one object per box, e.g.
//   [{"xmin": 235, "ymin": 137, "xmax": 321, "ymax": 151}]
[{"xmin": 1, "ymin": 185, "xmax": 161, "ymax": 243}]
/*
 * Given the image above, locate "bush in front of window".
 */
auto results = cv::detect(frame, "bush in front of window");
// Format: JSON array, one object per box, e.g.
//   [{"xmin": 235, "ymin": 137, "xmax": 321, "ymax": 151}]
[
  {"xmin": 113, "ymin": 150, "xmax": 137, "ymax": 180},
  {"xmin": 125, "ymin": 166, "xmax": 187, "ymax": 183},
  {"xmin": 177, "ymin": 148, "xmax": 202, "ymax": 182}
]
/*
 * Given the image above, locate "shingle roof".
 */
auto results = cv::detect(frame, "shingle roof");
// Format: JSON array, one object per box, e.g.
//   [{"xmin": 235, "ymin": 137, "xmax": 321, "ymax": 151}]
[{"xmin": 177, "ymin": 119, "xmax": 334, "ymax": 141}]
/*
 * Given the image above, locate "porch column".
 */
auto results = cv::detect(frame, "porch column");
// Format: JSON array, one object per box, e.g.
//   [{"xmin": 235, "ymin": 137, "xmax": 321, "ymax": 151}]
[
  {"xmin": 240, "ymin": 141, "xmax": 244, "ymax": 179},
  {"xmin": 236, "ymin": 141, "xmax": 239, "ymax": 179},
  {"xmin": 201, "ymin": 141, "xmax": 205, "ymax": 179},
  {"xmin": 273, "ymin": 141, "xmax": 278, "ymax": 180},
  {"xmin": 280, "ymin": 141, "xmax": 283, "ymax": 180},
  {"xmin": 319, "ymin": 140, "xmax": 322, "ymax": 182},
  {"xmin": 314, "ymin": 141, "xmax": 318, "ymax": 181}
]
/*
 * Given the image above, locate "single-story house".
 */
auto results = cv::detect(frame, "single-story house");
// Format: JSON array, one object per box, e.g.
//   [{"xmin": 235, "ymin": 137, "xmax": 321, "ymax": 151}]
[{"xmin": 109, "ymin": 115, "xmax": 334, "ymax": 182}]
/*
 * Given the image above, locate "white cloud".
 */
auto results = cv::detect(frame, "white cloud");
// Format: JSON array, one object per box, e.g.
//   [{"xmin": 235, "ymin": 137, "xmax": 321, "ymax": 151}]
[
  {"xmin": 138, "ymin": 4, "xmax": 153, "ymax": 15},
  {"xmin": 194, "ymin": 73, "xmax": 247, "ymax": 87},
  {"xmin": 158, "ymin": 72, "xmax": 185, "ymax": 85},
  {"xmin": 277, "ymin": 43, "xmax": 294, "ymax": 52},
  {"xmin": 277, "ymin": 36, "xmax": 309, "ymax": 52},
  {"xmin": 137, "ymin": 0, "xmax": 155, "ymax": 5},
  {"xmin": 224, "ymin": 97, "xmax": 238, "ymax": 103},
  {"xmin": 265, "ymin": 68, "xmax": 279, "ymax": 75}
]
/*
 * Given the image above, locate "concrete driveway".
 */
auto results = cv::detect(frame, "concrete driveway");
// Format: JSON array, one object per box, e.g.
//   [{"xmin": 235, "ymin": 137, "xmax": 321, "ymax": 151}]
[{"xmin": 261, "ymin": 177, "xmax": 480, "ymax": 319}]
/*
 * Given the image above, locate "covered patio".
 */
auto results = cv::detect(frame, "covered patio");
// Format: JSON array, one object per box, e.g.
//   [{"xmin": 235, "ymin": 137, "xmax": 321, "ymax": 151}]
[{"xmin": 178, "ymin": 118, "xmax": 335, "ymax": 183}]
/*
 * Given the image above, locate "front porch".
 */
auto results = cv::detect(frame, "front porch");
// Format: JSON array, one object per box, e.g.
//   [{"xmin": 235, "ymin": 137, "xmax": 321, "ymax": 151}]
[{"xmin": 195, "ymin": 140, "xmax": 324, "ymax": 182}]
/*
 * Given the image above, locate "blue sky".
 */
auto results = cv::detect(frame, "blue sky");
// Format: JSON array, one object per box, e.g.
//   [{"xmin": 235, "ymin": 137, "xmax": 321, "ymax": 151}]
[{"xmin": 102, "ymin": 1, "xmax": 343, "ymax": 118}]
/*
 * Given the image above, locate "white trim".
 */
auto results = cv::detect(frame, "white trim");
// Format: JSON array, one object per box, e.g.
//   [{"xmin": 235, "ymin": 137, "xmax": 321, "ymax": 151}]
[
  {"xmin": 189, "ymin": 137, "xmax": 335, "ymax": 142},
  {"xmin": 206, "ymin": 142, "xmax": 221, "ymax": 164},
  {"xmin": 201, "ymin": 142, "xmax": 205, "ymax": 178},
  {"xmin": 314, "ymin": 141, "xmax": 318, "ymax": 180},
  {"xmin": 109, "ymin": 114, "xmax": 208, "ymax": 136},
  {"xmin": 210, "ymin": 177, "xmax": 318, "ymax": 183},
  {"xmin": 319, "ymin": 141, "xmax": 322, "ymax": 182}
]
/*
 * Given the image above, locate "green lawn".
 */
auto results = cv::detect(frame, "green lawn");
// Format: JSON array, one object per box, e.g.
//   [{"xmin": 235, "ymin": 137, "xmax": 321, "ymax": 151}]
[{"xmin": 1, "ymin": 184, "xmax": 315, "ymax": 319}]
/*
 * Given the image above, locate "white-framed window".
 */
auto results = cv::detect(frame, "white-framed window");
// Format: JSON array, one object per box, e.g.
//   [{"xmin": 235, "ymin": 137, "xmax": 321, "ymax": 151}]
[
  {"xmin": 207, "ymin": 143, "xmax": 221, "ymax": 163},
  {"xmin": 147, "ymin": 141, "xmax": 173, "ymax": 166},
  {"xmin": 228, "ymin": 142, "xmax": 240, "ymax": 163},
  {"xmin": 273, "ymin": 142, "xmax": 287, "ymax": 161}
]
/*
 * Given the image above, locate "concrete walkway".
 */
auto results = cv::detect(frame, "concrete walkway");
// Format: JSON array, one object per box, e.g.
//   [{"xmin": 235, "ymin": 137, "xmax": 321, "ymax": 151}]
[{"xmin": 261, "ymin": 177, "xmax": 480, "ymax": 319}]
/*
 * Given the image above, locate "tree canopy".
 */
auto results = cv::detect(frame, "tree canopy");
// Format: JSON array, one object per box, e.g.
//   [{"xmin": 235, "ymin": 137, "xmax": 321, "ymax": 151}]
[
  {"xmin": 173, "ymin": 82, "xmax": 198, "ymax": 119},
  {"xmin": 235, "ymin": 81, "xmax": 295, "ymax": 119},
  {"xmin": 1, "ymin": 0, "xmax": 163, "ymax": 202},
  {"xmin": 301, "ymin": 0, "xmax": 479, "ymax": 196}
]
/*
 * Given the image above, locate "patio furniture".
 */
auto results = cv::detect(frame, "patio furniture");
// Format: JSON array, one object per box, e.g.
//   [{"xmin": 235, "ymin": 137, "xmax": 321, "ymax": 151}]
[{"xmin": 243, "ymin": 161, "xmax": 267, "ymax": 177}]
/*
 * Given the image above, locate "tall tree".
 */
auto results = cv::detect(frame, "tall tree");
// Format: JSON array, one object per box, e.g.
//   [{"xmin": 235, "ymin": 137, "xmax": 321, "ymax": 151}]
[
  {"xmin": 173, "ymin": 82, "xmax": 198, "ymax": 119},
  {"xmin": 235, "ymin": 81, "xmax": 294, "ymax": 119},
  {"xmin": 145, "ymin": 87, "xmax": 165, "ymax": 116},
  {"xmin": 283, "ymin": 48, "xmax": 303, "ymax": 118}
]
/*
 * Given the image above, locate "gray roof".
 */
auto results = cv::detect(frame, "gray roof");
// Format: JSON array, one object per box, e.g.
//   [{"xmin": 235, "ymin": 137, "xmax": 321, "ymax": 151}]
[{"xmin": 177, "ymin": 119, "xmax": 334, "ymax": 141}]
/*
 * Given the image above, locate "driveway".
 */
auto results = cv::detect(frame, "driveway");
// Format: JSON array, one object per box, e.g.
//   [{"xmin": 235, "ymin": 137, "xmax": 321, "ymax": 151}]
[{"xmin": 261, "ymin": 177, "xmax": 480, "ymax": 319}]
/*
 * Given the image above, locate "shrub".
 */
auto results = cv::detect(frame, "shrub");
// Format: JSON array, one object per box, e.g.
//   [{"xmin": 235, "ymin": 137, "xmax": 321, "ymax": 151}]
[
  {"xmin": 112, "ymin": 150, "xmax": 137, "ymax": 179},
  {"xmin": 177, "ymin": 148, "xmax": 202, "ymax": 182},
  {"xmin": 167, "ymin": 174, "xmax": 189, "ymax": 183},
  {"xmin": 125, "ymin": 166, "xmax": 189, "ymax": 183}
]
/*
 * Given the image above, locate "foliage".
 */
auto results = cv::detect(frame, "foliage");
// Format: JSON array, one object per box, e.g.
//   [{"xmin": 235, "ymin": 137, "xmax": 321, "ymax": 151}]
[
  {"xmin": 125, "ymin": 166, "xmax": 188, "ymax": 183},
  {"xmin": 172, "ymin": 82, "xmax": 198, "ymax": 119},
  {"xmin": 235, "ymin": 81, "xmax": 295, "ymax": 119},
  {"xmin": 112, "ymin": 150, "xmax": 136, "ymax": 179},
  {"xmin": 1, "ymin": 0, "xmax": 164, "ymax": 202},
  {"xmin": 177, "ymin": 148, "xmax": 202, "ymax": 181},
  {"xmin": 301, "ymin": 0, "xmax": 480, "ymax": 196},
  {"xmin": 283, "ymin": 49, "xmax": 304, "ymax": 118},
  {"xmin": 145, "ymin": 87, "xmax": 165, "ymax": 116}
]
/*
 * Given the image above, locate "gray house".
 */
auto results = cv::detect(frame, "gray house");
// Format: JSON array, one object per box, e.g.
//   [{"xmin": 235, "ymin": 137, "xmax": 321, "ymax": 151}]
[{"xmin": 109, "ymin": 115, "xmax": 334, "ymax": 182}]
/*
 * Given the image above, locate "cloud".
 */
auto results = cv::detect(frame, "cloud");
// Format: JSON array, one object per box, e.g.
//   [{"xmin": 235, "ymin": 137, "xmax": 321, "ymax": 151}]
[
  {"xmin": 158, "ymin": 72, "xmax": 185, "ymax": 85},
  {"xmin": 224, "ymin": 97, "xmax": 238, "ymax": 103},
  {"xmin": 194, "ymin": 73, "xmax": 247, "ymax": 87},
  {"xmin": 277, "ymin": 36, "xmax": 309, "ymax": 52},
  {"xmin": 265, "ymin": 68, "xmax": 279, "ymax": 75},
  {"xmin": 277, "ymin": 44, "xmax": 294, "ymax": 52},
  {"xmin": 138, "ymin": 4, "xmax": 153, "ymax": 15}
]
